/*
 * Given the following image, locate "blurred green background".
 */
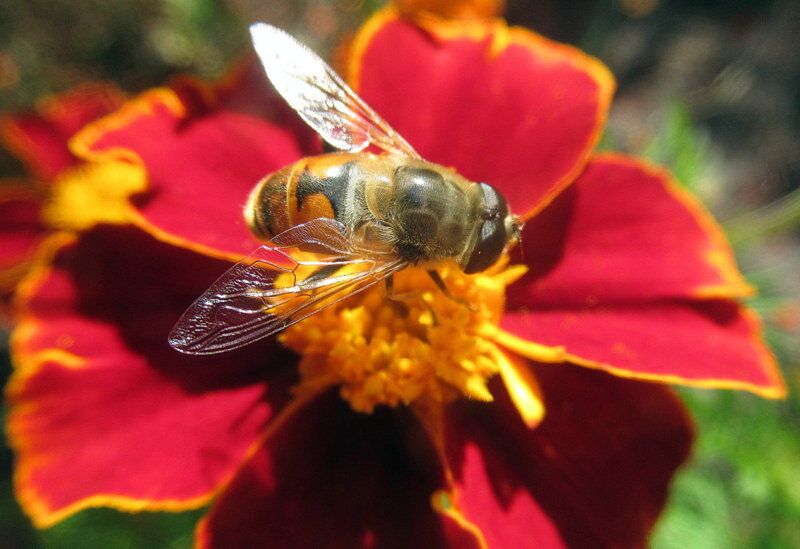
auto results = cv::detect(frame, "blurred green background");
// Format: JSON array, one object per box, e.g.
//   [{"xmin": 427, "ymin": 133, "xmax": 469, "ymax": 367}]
[{"xmin": 1, "ymin": 0, "xmax": 798, "ymax": 547}]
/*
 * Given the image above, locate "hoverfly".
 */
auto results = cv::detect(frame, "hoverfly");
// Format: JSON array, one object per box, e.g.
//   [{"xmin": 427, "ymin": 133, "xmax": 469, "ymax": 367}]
[{"xmin": 168, "ymin": 23, "xmax": 521, "ymax": 355}]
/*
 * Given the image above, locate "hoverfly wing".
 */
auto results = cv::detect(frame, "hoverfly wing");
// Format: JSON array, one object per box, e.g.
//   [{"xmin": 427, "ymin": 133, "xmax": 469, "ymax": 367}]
[
  {"xmin": 269, "ymin": 216, "xmax": 351, "ymax": 255},
  {"xmin": 250, "ymin": 23, "xmax": 420, "ymax": 159},
  {"xmin": 169, "ymin": 219, "xmax": 406, "ymax": 355},
  {"xmin": 168, "ymin": 245, "xmax": 295, "ymax": 354}
]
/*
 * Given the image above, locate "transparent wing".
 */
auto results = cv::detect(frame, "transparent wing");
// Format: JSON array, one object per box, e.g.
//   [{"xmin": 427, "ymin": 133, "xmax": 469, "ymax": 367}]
[
  {"xmin": 169, "ymin": 220, "xmax": 406, "ymax": 355},
  {"xmin": 250, "ymin": 22, "xmax": 420, "ymax": 159},
  {"xmin": 168, "ymin": 249, "xmax": 405, "ymax": 355},
  {"xmin": 268, "ymin": 216, "xmax": 351, "ymax": 254}
]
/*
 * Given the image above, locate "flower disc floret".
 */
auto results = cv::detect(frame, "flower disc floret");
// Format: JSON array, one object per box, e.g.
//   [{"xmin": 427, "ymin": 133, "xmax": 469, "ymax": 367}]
[{"xmin": 281, "ymin": 262, "xmax": 525, "ymax": 412}]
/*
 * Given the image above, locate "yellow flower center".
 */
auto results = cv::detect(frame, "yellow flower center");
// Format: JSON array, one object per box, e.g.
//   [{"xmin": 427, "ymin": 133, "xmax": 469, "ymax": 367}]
[
  {"xmin": 280, "ymin": 260, "xmax": 530, "ymax": 414},
  {"xmin": 44, "ymin": 162, "xmax": 145, "ymax": 231}
]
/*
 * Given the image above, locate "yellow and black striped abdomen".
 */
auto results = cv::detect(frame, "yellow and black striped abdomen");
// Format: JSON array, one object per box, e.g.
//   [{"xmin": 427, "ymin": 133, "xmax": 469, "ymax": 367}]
[{"xmin": 245, "ymin": 153, "xmax": 358, "ymax": 240}]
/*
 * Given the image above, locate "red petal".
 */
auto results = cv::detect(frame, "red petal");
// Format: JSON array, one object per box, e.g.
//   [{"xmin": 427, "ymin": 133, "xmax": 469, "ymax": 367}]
[
  {"xmin": 198, "ymin": 390, "xmax": 481, "ymax": 548},
  {"xmin": 499, "ymin": 153, "xmax": 785, "ymax": 396},
  {"xmin": 0, "ymin": 183, "xmax": 47, "ymax": 287},
  {"xmin": 509, "ymin": 154, "xmax": 752, "ymax": 305},
  {"xmin": 0, "ymin": 83, "xmax": 124, "ymax": 181},
  {"xmin": 73, "ymin": 63, "xmax": 321, "ymax": 259},
  {"xmin": 443, "ymin": 365, "xmax": 693, "ymax": 548},
  {"xmin": 500, "ymin": 300, "xmax": 785, "ymax": 397},
  {"xmin": 349, "ymin": 8, "xmax": 614, "ymax": 217},
  {"xmin": 7, "ymin": 227, "xmax": 297, "ymax": 526}
]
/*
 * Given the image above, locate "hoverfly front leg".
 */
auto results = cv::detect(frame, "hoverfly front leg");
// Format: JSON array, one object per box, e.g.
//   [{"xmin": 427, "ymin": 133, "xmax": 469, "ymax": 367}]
[
  {"xmin": 427, "ymin": 270, "xmax": 478, "ymax": 312},
  {"xmin": 384, "ymin": 275, "xmax": 438, "ymax": 325}
]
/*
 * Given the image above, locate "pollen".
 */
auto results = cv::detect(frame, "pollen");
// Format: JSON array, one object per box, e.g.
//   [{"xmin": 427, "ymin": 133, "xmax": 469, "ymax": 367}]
[{"xmin": 280, "ymin": 261, "xmax": 530, "ymax": 413}]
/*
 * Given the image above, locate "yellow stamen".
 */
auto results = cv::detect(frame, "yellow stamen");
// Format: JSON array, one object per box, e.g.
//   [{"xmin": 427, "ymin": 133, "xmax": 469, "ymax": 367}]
[
  {"xmin": 281, "ymin": 261, "xmax": 543, "ymax": 420},
  {"xmin": 491, "ymin": 346, "xmax": 545, "ymax": 427}
]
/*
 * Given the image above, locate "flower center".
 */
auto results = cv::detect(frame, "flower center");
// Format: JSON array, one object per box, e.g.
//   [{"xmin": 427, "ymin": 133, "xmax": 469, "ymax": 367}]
[{"xmin": 280, "ymin": 261, "xmax": 526, "ymax": 413}]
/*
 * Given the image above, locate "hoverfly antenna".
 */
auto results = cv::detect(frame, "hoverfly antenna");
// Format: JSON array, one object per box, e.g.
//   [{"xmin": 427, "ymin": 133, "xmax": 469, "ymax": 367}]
[{"xmin": 511, "ymin": 216, "xmax": 524, "ymax": 264}]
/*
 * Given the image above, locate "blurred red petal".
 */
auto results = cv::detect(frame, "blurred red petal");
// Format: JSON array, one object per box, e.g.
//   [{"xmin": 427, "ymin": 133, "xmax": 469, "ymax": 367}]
[
  {"xmin": 73, "ymin": 64, "xmax": 321, "ymax": 259},
  {"xmin": 443, "ymin": 365, "xmax": 693, "ymax": 548},
  {"xmin": 7, "ymin": 227, "xmax": 297, "ymax": 526},
  {"xmin": 500, "ymin": 299, "xmax": 785, "ymax": 397},
  {"xmin": 0, "ymin": 83, "xmax": 124, "ymax": 181},
  {"xmin": 198, "ymin": 390, "xmax": 481, "ymax": 548},
  {"xmin": 0, "ymin": 182, "xmax": 46, "ymax": 289},
  {"xmin": 349, "ymin": 8, "xmax": 614, "ymax": 217},
  {"xmin": 509, "ymin": 154, "xmax": 752, "ymax": 306}
]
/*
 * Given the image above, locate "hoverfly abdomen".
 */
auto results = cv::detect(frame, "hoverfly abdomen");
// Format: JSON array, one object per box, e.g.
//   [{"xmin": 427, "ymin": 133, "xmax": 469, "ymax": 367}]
[
  {"xmin": 245, "ymin": 164, "xmax": 293, "ymax": 239},
  {"xmin": 245, "ymin": 152, "xmax": 358, "ymax": 239}
]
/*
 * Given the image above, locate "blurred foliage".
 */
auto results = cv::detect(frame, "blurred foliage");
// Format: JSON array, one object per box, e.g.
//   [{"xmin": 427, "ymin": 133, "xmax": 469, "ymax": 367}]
[{"xmin": 1, "ymin": 0, "xmax": 798, "ymax": 547}]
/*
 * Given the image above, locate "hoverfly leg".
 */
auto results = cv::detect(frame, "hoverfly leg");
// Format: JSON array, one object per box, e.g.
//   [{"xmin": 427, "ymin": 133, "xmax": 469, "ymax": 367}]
[
  {"xmin": 257, "ymin": 262, "xmax": 346, "ymax": 308},
  {"xmin": 384, "ymin": 276, "xmax": 440, "ymax": 325},
  {"xmin": 384, "ymin": 275, "xmax": 420, "ymax": 302},
  {"xmin": 427, "ymin": 270, "xmax": 478, "ymax": 312},
  {"xmin": 301, "ymin": 262, "xmax": 345, "ymax": 286},
  {"xmin": 292, "ymin": 261, "xmax": 348, "ymax": 302}
]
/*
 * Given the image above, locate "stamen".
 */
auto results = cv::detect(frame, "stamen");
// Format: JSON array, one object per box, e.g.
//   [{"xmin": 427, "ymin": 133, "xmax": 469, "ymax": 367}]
[{"xmin": 281, "ymin": 262, "xmax": 537, "ymax": 415}]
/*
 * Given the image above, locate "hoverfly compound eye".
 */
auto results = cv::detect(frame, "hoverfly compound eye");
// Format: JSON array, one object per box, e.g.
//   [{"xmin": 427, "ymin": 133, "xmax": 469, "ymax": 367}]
[{"xmin": 462, "ymin": 183, "xmax": 514, "ymax": 274}]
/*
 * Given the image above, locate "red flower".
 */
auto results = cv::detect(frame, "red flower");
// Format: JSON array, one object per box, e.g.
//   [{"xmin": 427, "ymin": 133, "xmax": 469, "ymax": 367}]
[
  {"xmin": 5, "ymin": 7, "xmax": 785, "ymax": 548},
  {"xmin": 0, "ymin": 83, "xmax": 127, "ymax": 315}
]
